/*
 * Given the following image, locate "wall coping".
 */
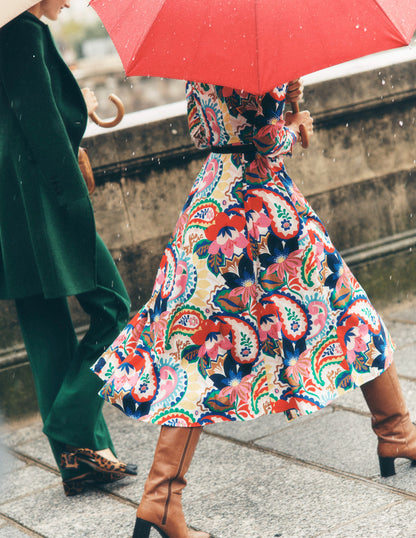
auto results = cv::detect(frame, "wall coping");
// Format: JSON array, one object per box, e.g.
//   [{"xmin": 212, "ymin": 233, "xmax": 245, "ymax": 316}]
[
  {"xmin": 85, "ymin": 100, "xmax": 187, "ymax": 138},
  {"xmin": 82, "ymin": 52, "xmax": 416, "ymax": 180},
  {"xmin": 85, "ymin": 43, "xmax": 416, "ymax": 141}
]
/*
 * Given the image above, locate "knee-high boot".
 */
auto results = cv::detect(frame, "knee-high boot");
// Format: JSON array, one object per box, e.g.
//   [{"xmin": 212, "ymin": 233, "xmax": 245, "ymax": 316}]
[
  {"xmin": 361, "ymin": 362, "xmax": 416, "ymax": 477},
  {"xmin": 133, "ymin": 426, "xmax": 209, "ymax": 538}
]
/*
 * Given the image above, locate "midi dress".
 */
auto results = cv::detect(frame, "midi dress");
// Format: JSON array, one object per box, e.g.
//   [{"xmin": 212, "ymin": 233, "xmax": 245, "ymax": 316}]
[{"xmin": 93, "ymin": 82, "xmax": 394, "ymax": 426}]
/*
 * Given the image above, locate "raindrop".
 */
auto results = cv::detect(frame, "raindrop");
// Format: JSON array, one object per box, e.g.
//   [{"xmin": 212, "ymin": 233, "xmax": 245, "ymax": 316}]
[
  {"xmin": 399, "ymin": 120, "xmax": 404, "ymax": 127},
  {"xmin": 381, "ymin": 79, "xmax": 386, "ymax": 85},
  {"xmin": 171, "ymin": 129, "xmax": 178, "ymax": 135},
  {"xmin": 355, "ymin": 24, "xmax": 360, "ymax": 29}
]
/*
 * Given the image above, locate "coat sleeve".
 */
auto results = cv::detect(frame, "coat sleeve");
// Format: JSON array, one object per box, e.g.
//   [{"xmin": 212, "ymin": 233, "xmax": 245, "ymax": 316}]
[{"xmin": 0, "ymin": 20, "xmax": 87, "ymax": 206}]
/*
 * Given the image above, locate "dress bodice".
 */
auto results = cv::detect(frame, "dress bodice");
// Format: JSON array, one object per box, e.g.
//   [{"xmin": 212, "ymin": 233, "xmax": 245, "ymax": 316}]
[{"xmin": 186, "ymin": 82, "xmax": 297, "ymax": 165}]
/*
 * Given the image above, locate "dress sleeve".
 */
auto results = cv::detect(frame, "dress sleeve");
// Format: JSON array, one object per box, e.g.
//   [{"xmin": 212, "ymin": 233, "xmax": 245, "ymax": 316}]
[
  {"xmin": 0, "ymin": 20, "xmax": 86, "ymax": 206},
  {"xmin": 186, "ymin": 81, "xmax": 209, "ymax": 149},
  {"xmin": 252, "ymin": 85, "xmax": 297, "ymax": 159}
]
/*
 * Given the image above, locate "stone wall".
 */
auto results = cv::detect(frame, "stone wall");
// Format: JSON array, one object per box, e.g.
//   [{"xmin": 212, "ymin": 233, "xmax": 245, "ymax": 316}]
[{"xmin": 1, "ymin": 59, "xmax": 416, "ymax": 419}]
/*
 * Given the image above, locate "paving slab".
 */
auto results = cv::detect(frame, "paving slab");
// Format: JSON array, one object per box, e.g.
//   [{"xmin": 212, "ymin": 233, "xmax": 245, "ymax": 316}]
[
  {"xmin": 334, "ymin": 377, "xmax": 416, "ymax": 416},
  {"xmin": 187, "ymin": 457, "xmax": 403, "ymax": 538},
  {"xmin": 1, "ymin": 486, "xmax": 135, "ymax": 538},
  {"xmin": 14, "ymin": 434, "xmax": 56, "ymax": 469},
  {"xmin": 394, "ymin": 344, "xmax": 416, "ymax": 379},
  {"xmin": 254, "ymin": 408, "xmax": 382, "ymax": 477},
  {"xmin": 0, "ymin": 525, "xmax": 31, "ymax": 537},
  {"xmin": 0, "ymin": 465, "xmax": 61, "ymax": 504},
  {"xmin": 205, "ymin": 412, "xmax": 289, "ymax": 443},
  {"xmin": 185, "ymin": 434, "xmax": 287, "ymax": 499},
  {"xmin": 374, "ymin": 460, "xmax": 416, "ymax": 494},
  {"xmin": 385, "ymin": 305, "xmax": 416, "ymax": 324},
  {"xmin": 331, "ymin": 384, "xmax": 369, "ymax": 413},
  {"xmin": 384, "ymin": 320, "xmax": 416, "ymax": 350},
  {"xmin": 318, "ymin": 499, "xmax": 416, "ymax": 538},
  {"xmin": 205, "ymin": 408, "xmax": 333, "ymax": 444},
  {"xmin": 0, "ymin": 418, "xmax": 43, "ymax": 447}
]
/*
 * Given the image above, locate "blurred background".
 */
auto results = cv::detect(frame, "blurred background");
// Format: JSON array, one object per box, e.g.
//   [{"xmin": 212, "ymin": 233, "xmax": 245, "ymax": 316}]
[{"xmin": 49, "ymin": 0, "xmax": 186, "ymax": 117}]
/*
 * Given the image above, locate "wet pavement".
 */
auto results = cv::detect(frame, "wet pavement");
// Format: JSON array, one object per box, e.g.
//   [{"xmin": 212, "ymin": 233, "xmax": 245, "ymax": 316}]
[{"xmin": 1, "ymin": 300, "xmax": 416, "ymax": 537}]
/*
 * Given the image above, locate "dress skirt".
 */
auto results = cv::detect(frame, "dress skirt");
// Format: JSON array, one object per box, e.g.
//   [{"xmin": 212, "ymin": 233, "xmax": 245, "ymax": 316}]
[{"xmin": 92, "ymin": 82, "xmax": 394, "ymax": 427}]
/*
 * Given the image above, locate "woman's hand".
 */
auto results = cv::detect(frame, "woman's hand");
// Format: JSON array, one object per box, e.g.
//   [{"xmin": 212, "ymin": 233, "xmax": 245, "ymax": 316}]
[
  {"xmin": 286, "ymin": 79, "xmax": 304, "ymax": 104},
  {"xmin": 81, "ymin": 87, "xmax": 98, "ymax": 115},
  {"xmin": 285, "ymin": 110, "xmax": 314, "ymax": 142}
]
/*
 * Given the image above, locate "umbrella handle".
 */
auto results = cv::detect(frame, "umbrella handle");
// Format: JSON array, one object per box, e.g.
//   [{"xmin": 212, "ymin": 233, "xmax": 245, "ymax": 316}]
[
  {"xmin": 89, "ymin": 93, "xmax": 125, "ymax": 128},
  {"xmin": 290, "ymin": 101, "xmax": 309, "ymax": 149}
]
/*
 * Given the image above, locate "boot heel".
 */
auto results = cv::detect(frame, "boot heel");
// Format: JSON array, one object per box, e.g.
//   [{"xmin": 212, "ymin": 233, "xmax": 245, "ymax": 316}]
[
  {"xmin": 379, "ymin": 456, "xmax": 396, "ymax": 477},
  {"xmin": 133, "ymin": 518, "xmax": 168, "ymax": 538}
]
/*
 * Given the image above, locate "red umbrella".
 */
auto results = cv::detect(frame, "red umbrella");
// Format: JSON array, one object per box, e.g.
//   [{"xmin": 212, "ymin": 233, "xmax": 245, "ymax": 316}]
[{"xmin": 90, "ymin": 0, "xmax": 416, "ymax": 95}]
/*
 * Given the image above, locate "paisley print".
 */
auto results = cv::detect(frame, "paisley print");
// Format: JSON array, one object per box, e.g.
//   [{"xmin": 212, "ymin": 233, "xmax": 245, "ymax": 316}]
[{"xmin": 93, "ymin": 82, "xmax": 394, "ymax": 426}]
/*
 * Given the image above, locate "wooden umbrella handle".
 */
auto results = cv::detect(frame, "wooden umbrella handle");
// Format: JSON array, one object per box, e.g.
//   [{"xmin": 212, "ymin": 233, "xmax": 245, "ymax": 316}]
[
  {"xmin": 89, "ymin": 93, "xmax": 125, "ymax": 128},
  {"xmin": 291, "ymin": 101, "xmax": 309, "ymax": 149}
]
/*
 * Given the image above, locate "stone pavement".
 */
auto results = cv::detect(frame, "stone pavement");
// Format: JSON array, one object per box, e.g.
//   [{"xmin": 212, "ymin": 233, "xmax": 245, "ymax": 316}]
[{"xmin": 2, "ymin": 301, "xmax": 416, "ymax": 538}]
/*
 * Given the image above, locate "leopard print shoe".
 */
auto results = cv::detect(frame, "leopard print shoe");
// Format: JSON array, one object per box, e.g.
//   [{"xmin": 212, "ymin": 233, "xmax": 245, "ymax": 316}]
[
  {"xmin": 61, "ymin": 448, "xmax": 137, "ymax": 496},
  {"xmin": 68, "ymin": 447, "xmax": 137, "ymax": 476}
]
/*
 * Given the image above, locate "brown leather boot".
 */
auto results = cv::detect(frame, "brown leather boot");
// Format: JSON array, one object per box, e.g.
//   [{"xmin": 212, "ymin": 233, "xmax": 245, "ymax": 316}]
[
  {"xmin": 132, "ymin": 426, "xmax": 209, "ymax": 538},
  {"xmin": 361, "ymin": 362, "xmax": 416, "ymax": 477}
]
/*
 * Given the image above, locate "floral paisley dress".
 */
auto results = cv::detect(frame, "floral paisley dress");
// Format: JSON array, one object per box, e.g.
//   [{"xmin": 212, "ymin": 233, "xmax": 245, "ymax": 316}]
[{"xmin": 93, "ymin": 82, "xmax": 394, "ymax": 426}]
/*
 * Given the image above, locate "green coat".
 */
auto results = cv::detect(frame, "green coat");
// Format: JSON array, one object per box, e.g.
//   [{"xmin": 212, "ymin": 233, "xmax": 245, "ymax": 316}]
[{"xmin": 0, "ymin": 12, "xmax": 96, "ymax": 300}]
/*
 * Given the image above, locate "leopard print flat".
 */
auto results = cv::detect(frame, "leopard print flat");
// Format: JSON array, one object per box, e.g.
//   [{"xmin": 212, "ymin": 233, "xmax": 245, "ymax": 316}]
[
  {"xmin": 61, "ymin": 448, "xmax": 137, "ymax": 496},
  {"xmin": 61, "ymin": 447, "xmax": 137, "ymax": 476}
]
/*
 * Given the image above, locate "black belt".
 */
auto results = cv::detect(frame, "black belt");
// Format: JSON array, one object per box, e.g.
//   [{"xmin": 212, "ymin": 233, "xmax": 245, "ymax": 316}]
[{"xmin": 209, "ymin": 144, "xmax": 256, "ymax": 154}]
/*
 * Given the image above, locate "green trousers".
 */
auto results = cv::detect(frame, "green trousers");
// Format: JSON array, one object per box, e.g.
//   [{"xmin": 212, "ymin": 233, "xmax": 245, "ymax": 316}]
[{"xmin": 15, "ymin": 236, "xmax": 130, "ymax": 480}]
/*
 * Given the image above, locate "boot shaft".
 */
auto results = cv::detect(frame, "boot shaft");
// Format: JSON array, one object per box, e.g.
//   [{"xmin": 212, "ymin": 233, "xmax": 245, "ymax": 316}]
[
  {"xmin": 137, "ymin": 426, "xmax": 202, "ymax": 536},
  {"xmin": 361, "ymin": 363, "xmax": 413, "ymax": 456}
]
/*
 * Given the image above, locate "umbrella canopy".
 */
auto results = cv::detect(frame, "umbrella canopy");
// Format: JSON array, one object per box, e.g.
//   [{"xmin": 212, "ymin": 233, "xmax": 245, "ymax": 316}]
[
  {"xmin": 91, "ymin": 0, "xmax": 416, "ymax": 94},
  {"xmin": 0, "ymin": 0, "xmax": 39, "ymax": 28}
]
